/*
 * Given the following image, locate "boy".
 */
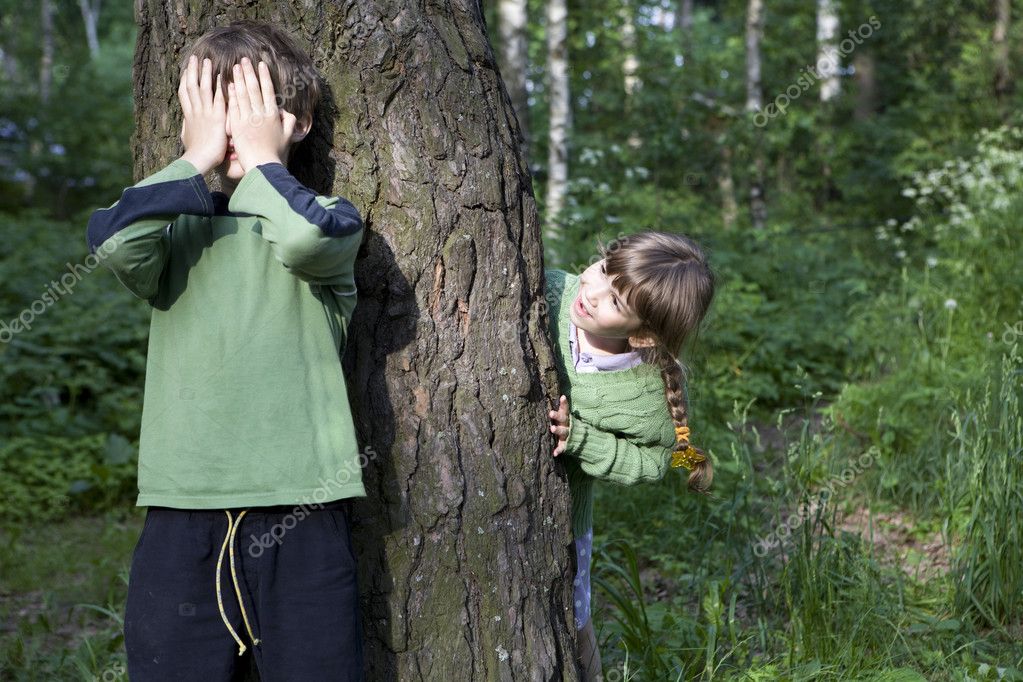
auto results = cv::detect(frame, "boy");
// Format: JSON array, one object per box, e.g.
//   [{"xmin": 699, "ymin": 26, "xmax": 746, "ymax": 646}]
[{"xmin": 86, "ymin": 21, "xmax": 366, "ymax": 681}]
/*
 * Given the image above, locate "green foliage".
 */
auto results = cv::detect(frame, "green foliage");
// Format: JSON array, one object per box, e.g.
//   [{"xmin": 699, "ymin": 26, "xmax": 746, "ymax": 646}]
[
  {"xmin": 0, "ymin": 433, "xmax": 137, "ymax": 523},
  {"xmin": 827, "ymin": 125, "xmax": 1023, "ymax": 513},
  {"xmin": 0, "ymin": 209, "xmax": 147, "ymax": 520},
  {"xmin": 947, "ymin": 349, "xmax": 1023, "ymax": 634}
]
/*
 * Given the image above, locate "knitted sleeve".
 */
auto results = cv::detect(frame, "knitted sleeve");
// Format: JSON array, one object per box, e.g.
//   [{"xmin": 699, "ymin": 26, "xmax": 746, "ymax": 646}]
[{"xmin": 562, "ymin": 411, "xmax": 675, "ymax": 485}]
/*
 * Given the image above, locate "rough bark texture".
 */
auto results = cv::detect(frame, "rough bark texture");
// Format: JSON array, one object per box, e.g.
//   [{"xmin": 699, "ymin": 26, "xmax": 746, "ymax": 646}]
[{"xmin": 132, "ymin": 2, "xmax": 578, "ymax": 679}]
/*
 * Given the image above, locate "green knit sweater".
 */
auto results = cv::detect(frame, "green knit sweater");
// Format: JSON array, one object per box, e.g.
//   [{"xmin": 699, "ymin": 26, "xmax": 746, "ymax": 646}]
[{"xmin": 545, "ymin": 269, "xmax": 677, "ymax": 536}]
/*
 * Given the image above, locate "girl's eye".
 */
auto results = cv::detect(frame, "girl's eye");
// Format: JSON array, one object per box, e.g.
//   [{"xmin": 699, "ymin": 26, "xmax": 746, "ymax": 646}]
[{"xmin": 600, "ymin": 263, "xmax": 606, "ymax": 274}]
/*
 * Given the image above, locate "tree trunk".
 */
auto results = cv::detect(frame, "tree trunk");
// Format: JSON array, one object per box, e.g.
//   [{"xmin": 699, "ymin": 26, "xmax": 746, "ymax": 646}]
[
  {"xmin": 816, "ymin": 0, "xmax": 840, "ymax": 102},
  {"xmin": 676, "ymin": 0, "xmax": 694, "ymax": 35},
  {"xmin": 498, "ymin": 0, "xmax": 530, "ymax": 155},
  {"xmin": 546, "ymin": 0, "xmax": 570, "ymax": 235},
  {"xmin": 620, "ymin": 0, "xmax": 642, "ymax": 149},
  {"xmin": 39, "ymin": 0, "xmax": 53, "ymax": 103},
  {"xmin": 79, "ymin": 0, "xmax": 101, "ymax": 58},
  {"xmin": 718, "ymin": 144, "xmax": 738, "ymax": 231},
  {"xmin": 745, "ymin": 0, "xmax": 767, "ymax": 229},
  {"xmin": 852, "ymin": 51, "xmax": 876, "ymax": 120},
  {"xmin": 993, "ymin": 0, "xmax": 1012, "ymax": 100},
  {"xmin": 132, "ymin": 2, "xmax": 578, "ymax": 679}
]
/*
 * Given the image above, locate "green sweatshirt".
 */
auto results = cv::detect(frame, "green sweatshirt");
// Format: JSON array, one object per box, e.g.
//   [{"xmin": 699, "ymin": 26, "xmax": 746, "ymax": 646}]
[
  {"xmin": 86, "ymin": 158, "xmax": 366, "ymax": 508},
  {"xmin": 544, "ymin": 269, "xmax": 677, "ymax": 536}
]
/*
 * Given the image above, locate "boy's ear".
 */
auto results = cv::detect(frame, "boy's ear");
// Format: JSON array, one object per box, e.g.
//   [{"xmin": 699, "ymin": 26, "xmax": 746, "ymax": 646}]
[{"xmin": 291, "ymin": 113, "xmax": 313, "ymax": 142}]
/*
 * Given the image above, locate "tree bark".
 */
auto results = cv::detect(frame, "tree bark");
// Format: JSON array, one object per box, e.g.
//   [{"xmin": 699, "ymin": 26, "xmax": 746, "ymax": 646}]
[
  {"xmin": 498, "ymin": 0, "xmax": 530, "ymax": 154},
  {"xmin": 745, "ymin": 0, "xmax": 767, "ymax": 229},
  {"xmin": 132, "ymin": 2, "xmax": 578, "ymax": 679},
  {"xmin": 816, "ymin": 0, "xmax": 840, "ymax": 102},
  {"xmin": 546, "ymin": 0, "xmax": 570, "ymax": 235}
]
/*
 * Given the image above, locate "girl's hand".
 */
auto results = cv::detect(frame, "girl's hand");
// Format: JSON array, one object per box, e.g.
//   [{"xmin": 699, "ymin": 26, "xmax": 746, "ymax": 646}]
[
  {"xmin": 549, "ymin": 395, "xmax": 570, "ymax": 457},
  {"xmin": 179, "ymin": 55, "xmax": 228, "ymax": 175}
]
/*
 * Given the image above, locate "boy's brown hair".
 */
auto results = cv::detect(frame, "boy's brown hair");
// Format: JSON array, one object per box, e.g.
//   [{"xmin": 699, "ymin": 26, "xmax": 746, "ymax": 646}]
[{"xmin": 178, "ymin": 20, "xmax": 322, "ymax": 125}]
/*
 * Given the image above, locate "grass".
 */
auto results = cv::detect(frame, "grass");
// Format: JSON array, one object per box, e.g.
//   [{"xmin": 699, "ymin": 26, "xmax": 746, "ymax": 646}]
[
  {"xmin": 0, "ymin": 509, "xmax": 142, "ymax": 681},
  {"xmin": 590, "ymin": 362, "xmax": 1023, "ymax": 681}
]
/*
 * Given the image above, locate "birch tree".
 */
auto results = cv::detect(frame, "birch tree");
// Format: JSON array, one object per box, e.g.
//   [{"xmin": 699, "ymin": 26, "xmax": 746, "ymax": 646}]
[
  {"xmin": 546, "ymin": 0, "xmax": 570, "ymax": 235},
  {"xmin": 745, "ymin": 0, "xmax": 767, "ymax": 229}
]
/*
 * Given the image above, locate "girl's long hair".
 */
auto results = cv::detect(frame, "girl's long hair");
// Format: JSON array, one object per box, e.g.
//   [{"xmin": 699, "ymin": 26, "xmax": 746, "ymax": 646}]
[{"xmin": 599, "ymin": 230, "xmax": 716, "ymax": 494}]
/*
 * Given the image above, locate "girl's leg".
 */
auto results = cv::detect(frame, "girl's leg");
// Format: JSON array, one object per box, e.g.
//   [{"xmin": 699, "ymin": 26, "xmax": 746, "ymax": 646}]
[
  {"xmin": 572, "ymin": 527, "xmax": 602, "ymax": 679},
  {"xmin": 576, "ymin": 618, "xmax": 603, "ymax": 681}
]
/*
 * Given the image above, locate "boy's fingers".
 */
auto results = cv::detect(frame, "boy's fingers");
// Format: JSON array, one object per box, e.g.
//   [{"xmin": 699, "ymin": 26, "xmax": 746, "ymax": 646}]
[
  {"xmin": 241, "ymin": 58, "xmax": 263, "ymax": 112},
  {"xmin": 213, "ymin": 73, "xmax": 225, "ymax": 111},
  {"xmin": 186, "ymin": 55, "xmax": 201, "ymax": 109},
  {"xmin": 232, "ymin": 64, "xmax": 251, "ymax": 115},
  {"xmin": 199, "ymin": 57, "xmax": 212, "ymax": 108},
  {"xmin": 258, "ymin": 61, "xmax": 277, "ymax": 112},
  {"xmin": 227, "ymin": 82, "xmax": 240, "ymax": 119},
  {"xmin": 178, "ymin": 63, "xmax": 192, "ymax": 114}
]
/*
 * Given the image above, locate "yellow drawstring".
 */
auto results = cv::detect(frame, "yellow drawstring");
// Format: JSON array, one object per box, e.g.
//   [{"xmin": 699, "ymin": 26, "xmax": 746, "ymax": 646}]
[{"xmin": 215, "ymin": 510, "xmax": 261, "ymax": 655}]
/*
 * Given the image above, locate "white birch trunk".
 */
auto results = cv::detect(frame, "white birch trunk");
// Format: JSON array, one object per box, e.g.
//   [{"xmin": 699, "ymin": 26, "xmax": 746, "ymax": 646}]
[
  {"xmin": 79, "ymin": 0, "xmax": 102, "ymax": 59},
  {"xmin": 994, "ymin": 0, "xmax": 1011, "ymax": 99},
  {"xmin": 498, "ymin": 0, "xmax": 530, "ymax": 148},
  {"xmin": 745, "ymin": 0, "xmax": 767, "ymax": 229},
  {"xmin": 816, "ymin": 0, "xmax": 840, "ymax": 102},
  {"xmin": 546, "ymin": 0, "xmax": 570, "ymax": 234}
]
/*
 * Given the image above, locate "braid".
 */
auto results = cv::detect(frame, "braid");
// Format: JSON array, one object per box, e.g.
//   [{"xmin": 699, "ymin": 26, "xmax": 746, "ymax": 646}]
[{"xmin": 650, "ymin": 347, "xmax": 713, "ymax": 495}]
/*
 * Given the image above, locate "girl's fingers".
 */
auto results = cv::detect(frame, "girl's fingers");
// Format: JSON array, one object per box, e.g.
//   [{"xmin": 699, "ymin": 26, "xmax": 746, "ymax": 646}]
[{"xmin": 258, "ymin": 61, "xmax": 277, "ymax": 112}]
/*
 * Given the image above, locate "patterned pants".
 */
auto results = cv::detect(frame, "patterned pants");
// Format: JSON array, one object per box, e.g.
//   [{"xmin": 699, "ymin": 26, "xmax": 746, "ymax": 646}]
[{"xmin": 573, "ymin": 527, "xmax": 594, "ymax": 629}]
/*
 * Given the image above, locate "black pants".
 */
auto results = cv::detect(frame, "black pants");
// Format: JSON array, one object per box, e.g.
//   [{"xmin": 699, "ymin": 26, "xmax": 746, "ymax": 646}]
[{"xmin": 124, "ymin": 499, "xmax": 364, "ymax": 681}]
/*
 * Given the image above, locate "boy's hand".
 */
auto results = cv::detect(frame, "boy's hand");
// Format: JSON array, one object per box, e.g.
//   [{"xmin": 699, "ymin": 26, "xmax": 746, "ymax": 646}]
[
  {"xmin": 228, "ymin": 57, "xmax": 297, "ymax": 172},
  {"xmin": 549, "ymin": 395, "xmax": 570, "ymax": 457},
  {"xmin": 179, "ymin": 55, "xmax": 228, "ymax": 175}
]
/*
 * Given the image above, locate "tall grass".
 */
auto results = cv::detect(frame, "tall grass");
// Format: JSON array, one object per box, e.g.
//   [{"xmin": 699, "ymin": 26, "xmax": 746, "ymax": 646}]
[{"xmin": 947, "ymin": 348, "xmax": 1023, "ymax": 639}]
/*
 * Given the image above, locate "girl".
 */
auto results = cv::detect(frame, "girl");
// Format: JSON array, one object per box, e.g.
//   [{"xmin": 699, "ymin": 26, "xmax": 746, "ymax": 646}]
[{"xmin": 545, "ymin": 230, "xmax": 715, "ymax": 679}]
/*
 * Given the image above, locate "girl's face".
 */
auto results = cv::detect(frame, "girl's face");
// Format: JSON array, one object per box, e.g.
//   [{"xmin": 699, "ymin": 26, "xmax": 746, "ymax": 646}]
[{"xmin": 570, "ymin": 259, "xmax": 646, "ymax": 340}]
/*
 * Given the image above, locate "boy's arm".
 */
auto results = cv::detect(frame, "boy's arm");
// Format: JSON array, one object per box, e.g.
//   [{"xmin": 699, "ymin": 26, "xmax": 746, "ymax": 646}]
[
  {"xmin": 228, "ymin": 162, "xmax": 364, "ymax": 287},
  {"xmin": 562, "ymin": 412, "xmax": 675, "ymax": 485},
  {"xmin": 85, "ymin": 158, "xmax": 213, "ymax": 302}
]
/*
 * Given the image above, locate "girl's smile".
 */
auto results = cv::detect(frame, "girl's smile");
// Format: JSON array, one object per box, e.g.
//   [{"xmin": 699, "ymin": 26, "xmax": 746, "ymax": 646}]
[{"xmin": 574, "ymin": 293, "xmax": 592, "ymax": 319}]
